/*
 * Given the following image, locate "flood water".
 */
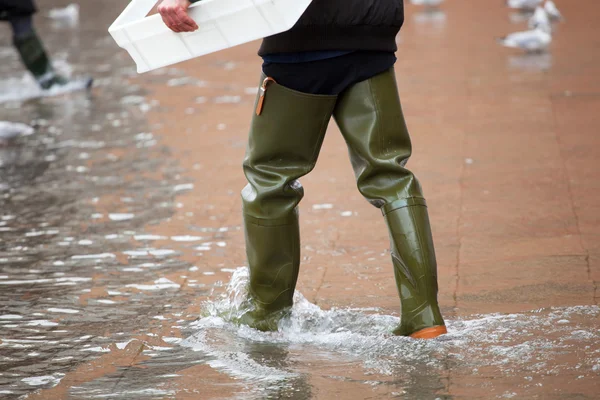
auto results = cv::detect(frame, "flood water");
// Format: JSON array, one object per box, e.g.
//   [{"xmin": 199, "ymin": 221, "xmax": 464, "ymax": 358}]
[{"xmin": 1, "ymin": 1, "xmax": 599, "ymax": 399}]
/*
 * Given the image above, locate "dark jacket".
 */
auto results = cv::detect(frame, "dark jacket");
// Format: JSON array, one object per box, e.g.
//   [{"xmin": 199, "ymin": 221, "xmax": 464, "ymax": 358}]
[
  {"xmin": 0, "ymin": 0, "xmax": 36, "ymax": 20},
  {"xmin": 258, "ymin": 0, "xmax": 404, "ymax": 56}
]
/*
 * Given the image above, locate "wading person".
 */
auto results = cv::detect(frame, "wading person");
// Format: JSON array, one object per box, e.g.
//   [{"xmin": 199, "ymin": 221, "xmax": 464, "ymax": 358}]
[
  {"xmin": 158, "ymin": 0, "xmax": 447, "ymax": 339},
  {"xmin": 0, "ymin": 0, "xmax": 91, "ymax": 90}
]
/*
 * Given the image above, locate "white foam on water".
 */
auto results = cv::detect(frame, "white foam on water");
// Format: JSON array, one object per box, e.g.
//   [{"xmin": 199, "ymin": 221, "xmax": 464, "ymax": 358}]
[
  {"xmin": 173, "ymin": 183, "xmax": 194, "ymax": 192},
  {"xmin": 162, "ymin": 337, "xmax": 183, "ymax": 344},
  {"xmin": 171, "ymin": 235, "xmax": 203, "ymax": 242},
  {"xmin": 81, "ymin": 347, "xmax": 110, "ymax": 353},
  {"xmin": 0, "ymin": 121, "xmax": 34, "ymax": 139},
  {"xmin": 71, "ymin": 253, "xmax": 115, "ymax": 260},
  {"xmin": 116, "ymin": 340, "xmax": 134, "ymax": 349},
  {"xmin": 0, "ymin": 278, "xmax": 53, "ymax": 285},
  {"xmin": 0, "ymin": 315, "xmax": 23, "ymax": 320},
  {"xmin": 149, "ymin": 249, "xmax": 175, "ymax": 256},
  {"xmin": 21, "ymin": 373, "xmax": 65, "ymax": 387},
  {"xmin": 126, "ymin": 277, "xmax": 180, "ymax": 291},
  {"xmin": 109, "ymin": 213, "xmax": 134, "ymax": 221},
  {"xmin": 134, "ymin": 235, "xmax": 166, "ymax": 241},
  {"xmin": 182, "ymin": 326, "xmax": 296, "ymax": 383},
  {"xmin": 27, "ymin": 320, "xmax": 59, "ymax": 327},
  {"xmin": 48, "ymin": 308, "xmax": 79, "ymax": 314},
  {"xmin": 123, "ymin": 250, "xmax": 149, "ymax": 257},
  {"xmin": 0, "ymin": 75, "xmax": 90, "ymax": 104},
  {"xmin": 96, "ymin": 299, "xmax": 116, "ymax": 304},
  {"xmin": 182, "ymin": 267, "xmax": 600, "ymax": 385},
  {"xmin": 90, "ymin": 389, "xmax": 175, "ymax": 397}
]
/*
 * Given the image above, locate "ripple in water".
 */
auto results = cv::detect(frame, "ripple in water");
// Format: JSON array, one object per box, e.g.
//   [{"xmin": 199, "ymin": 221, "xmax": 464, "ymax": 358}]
[{"xmin": 176, "ymin": 267, "xmax": 600, "ymax": 398}]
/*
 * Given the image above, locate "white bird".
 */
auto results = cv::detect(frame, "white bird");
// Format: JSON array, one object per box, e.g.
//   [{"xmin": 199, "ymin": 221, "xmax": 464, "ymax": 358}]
[
  {"xmin": 409, "ymin": 0, "xmax": 444, "ymax": 6},
  {"xmin": 528, "ymin": 6, "xmax": 550, "ymax": 30},
  {"xmin": 497, "ymin": 27, "xmax": 552, "ymax": 53},
  {"xmin": 544, "ymin": 0, "xmax": 563, "ymax": 21},
  {"xmin": 507, "ymin": 0, "xmax": 542, "ymax": 10},
  {"xmin": 0, "ymin": 121, "xmax": 34, "ymax": 141}
]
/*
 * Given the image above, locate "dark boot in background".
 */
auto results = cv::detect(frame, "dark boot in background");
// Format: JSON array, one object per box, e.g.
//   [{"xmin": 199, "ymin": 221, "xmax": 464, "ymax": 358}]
[{"xmin": 13, "ymin": 30, "xmax": 92, "ymax": 91}]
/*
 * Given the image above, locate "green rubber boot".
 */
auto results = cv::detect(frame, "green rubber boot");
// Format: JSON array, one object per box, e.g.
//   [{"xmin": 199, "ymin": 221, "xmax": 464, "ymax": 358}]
[
  {"xmin": 13, "ymin": 30, "xmax": 67, "ymax": 90},
  {"xmin": 13, "ymin": 30, "xmax": 92, "ymax": 91},
  {"xmin": 383, "ymin": 199, "xmax": 446, "ymax": 338},
  {"xmin": 239, "ymin": 75, "xmax": 337, "ymax": 331},
  {"xmin": 334, "ymin": 68, "xmax": 446, "ymax": 339}
]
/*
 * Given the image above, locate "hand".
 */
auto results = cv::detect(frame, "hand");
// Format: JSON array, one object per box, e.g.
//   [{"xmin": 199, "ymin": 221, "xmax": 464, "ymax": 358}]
[{"xmin": 158, "ymin": 0, "xmax": 198, "ymax": 33}]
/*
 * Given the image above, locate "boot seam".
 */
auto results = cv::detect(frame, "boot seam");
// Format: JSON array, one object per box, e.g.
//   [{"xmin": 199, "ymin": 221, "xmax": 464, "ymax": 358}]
[
  {"xmin": 243, "ymin": 210, "xmax": 298, "ymax": 227},
  {"xmin": 381, "ymin": 197, "xmax": 427, "ymax": 216}
]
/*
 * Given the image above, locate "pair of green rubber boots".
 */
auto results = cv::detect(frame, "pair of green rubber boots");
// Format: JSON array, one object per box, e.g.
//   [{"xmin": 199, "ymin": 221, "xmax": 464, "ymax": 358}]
[
  {"xmin": 239, "ymin": 69, "xmax": 446, "ymax": 339},
  {"xmin": 13, "ymin": 30, "xmax": 91, "ymax": 90}
]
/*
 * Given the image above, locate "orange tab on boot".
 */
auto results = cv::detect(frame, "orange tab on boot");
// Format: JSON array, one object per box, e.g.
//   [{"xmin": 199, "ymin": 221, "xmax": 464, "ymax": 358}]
[{"xmin": 409, "ymin": 326, "xmax": 447, "ymax": 339}]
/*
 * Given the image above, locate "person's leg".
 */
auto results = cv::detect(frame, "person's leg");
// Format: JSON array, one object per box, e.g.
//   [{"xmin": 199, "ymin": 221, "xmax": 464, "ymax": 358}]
[
  {"xmin": 8, "ymin": 16, "xmax": 34, "ymax": 37},
  {"xmin": 9, "ymin": 15, "xmax": 69, "ymax": 90},
  {"xmin": 240, "ymin": 74, "xmax": 338, "ymax": 331},
  {"xmin": 333, "ymin": 68, "xmax": 447, "ymax": 339}
]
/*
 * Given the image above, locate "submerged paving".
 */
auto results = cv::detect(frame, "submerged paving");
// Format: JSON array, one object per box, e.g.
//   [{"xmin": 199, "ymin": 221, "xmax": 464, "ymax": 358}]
[{"xmin": 0, "ymin": 0, "xmax": 599, "ymax": 398}]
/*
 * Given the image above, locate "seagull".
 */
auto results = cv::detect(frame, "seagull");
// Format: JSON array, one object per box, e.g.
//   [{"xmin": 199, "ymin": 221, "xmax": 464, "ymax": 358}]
[
  {"xmin": 497, "ymin": 26, "xmax": 552, "ymax": 53},
  {"xmin": 409, "ymin": 0, "xmax": 444, "ymax": 6},
  {"xmin": 544, "ymin": 0, "xmax": 563, "ymax": 21},
  {"xmin": 507, "ymin": 0, "xmax": 542, "ymax": 10},
  {"xmin": 528, "ymin": 6, "xmax": 550, "ymax": 30}
]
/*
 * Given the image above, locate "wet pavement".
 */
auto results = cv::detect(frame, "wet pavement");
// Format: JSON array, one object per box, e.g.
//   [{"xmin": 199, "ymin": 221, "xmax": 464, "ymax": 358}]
[{"xmin": 1, "ymin": 0, "xmax": 599, "ymax": 399}]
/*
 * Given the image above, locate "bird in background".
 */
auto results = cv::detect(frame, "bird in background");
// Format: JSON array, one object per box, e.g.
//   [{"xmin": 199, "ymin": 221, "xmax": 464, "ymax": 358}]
[
  {"xmin": 500, "ymin": 0, "xmax": 563, "ymax": 53},
  {"xmin": 528, "ymin": 6, "xmax": 550, "ymax": 30},
  {"xmin": 507, "ymin": 0, "xmax": 543, "ymax": 11},
  {"xmin": 544, "ymin": 0, "xmax": 563, "ymax": 20},
  {"xmin": 497, "ymin": 24, "xmax": 552, "ymax": 53},
  {"xmin": 497, "ymin": 27, "xmax": 552, "ymax": 53}
]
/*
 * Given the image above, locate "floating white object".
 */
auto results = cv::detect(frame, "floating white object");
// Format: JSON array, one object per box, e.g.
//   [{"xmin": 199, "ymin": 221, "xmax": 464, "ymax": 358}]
[{"xmin": 109, "ymin": 0, "xmax": 313, "ymax": 74}]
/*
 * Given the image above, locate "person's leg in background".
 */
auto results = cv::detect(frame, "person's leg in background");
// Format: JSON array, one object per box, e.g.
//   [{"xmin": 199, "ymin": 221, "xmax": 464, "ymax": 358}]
[
  {"xmin": 334, "ymin": 69, "xmax": 447, "ymax": 339},
  {"xmin": 9, "ymin": 14, "xmax": 71, "ymax": 90}
]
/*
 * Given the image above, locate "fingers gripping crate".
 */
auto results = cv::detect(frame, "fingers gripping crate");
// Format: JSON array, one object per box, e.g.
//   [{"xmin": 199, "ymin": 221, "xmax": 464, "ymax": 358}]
[{"xmin": 109, "ymin": 0, "xmax": 313, "ymax": 73}]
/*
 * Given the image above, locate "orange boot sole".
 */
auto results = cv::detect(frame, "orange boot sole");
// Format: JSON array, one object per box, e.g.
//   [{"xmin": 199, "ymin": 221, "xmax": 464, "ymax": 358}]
[{"xmin": 409, "ymin": 325, "xmax": 447, "ymax": 339}]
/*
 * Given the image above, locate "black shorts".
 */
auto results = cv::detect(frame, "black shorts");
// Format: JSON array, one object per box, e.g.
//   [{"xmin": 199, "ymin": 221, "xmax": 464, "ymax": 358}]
[
  {"xmin": 262, "ymin": 51, "xmax": 397, "ymax": 95},
  {"xmin": 0, "ymin": 0, "xmax": 36, "ymax": 21}
]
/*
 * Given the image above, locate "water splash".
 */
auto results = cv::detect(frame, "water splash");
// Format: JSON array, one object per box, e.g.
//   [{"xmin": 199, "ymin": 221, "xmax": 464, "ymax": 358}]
[
  {"xmin": 0, "ymin": 74, "xmax": 90, "ymax": 104},
  {"xmin": 183, "ymin": 267, "xmax": 600, "ymax": 390}
]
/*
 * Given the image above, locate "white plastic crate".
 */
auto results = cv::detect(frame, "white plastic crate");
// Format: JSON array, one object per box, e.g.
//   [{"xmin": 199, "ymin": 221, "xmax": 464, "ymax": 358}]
[{"xmin": 109, "ymin": 0, "xmax": 312, "ymax": 73}]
